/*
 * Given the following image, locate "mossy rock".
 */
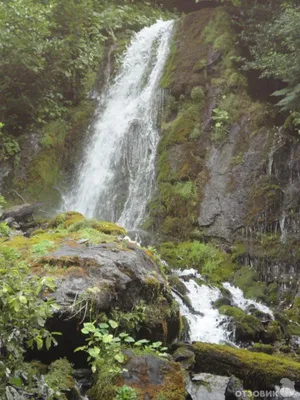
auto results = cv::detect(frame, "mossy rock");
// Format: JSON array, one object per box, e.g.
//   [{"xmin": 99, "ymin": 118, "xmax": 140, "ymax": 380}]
[
  {"xmin": 50, "ymin": 211, "xmax": 85, "ymax": 228},
  {"xmin": 122, "ymin": 352, "xmax": 186, "ymax": 400},
  {"xmin": 262, "ymin": 321, "xmax": 284, "ymax": 344},
  {"xmin": 172, "ymin": 346, "xmax": 195, "ymax": 370},
  {"xmin": 142, "ymin": 294, "xmax": 181, "ymax": 344},
  {"xmin": 70, "ymin": 218, "xmax": 126, "ymax": 236},
  {"xmin": 193, "ymin": 342, "xmax": 300, "ymax": 389},
  {"xmin": 219, "ymin": 306, "xmax": 263, "ymax": 342},
  {"xmin": 250, "ymin": 343, "xmax": 275, "ymax": 355},
  {"xmin": 233, "ymin": 266, "xmax": 267, "ymax": 303},
  {"xmin": 168, "ymin": 275, "xmax": 187, "ymax": 296}
]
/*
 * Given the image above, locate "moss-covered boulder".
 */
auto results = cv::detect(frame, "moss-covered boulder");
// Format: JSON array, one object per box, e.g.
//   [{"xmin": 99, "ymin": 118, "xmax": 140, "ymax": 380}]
[
  {"xmin": 219, "ymin": 306, "xmax": 264, "ymax": 342},
  {"xmin": 122, "ymin": 352, "xmax": 186, "ymax": 400},
  {"xmin": 193, "ymin": 342, "xmax": 300, "ymax": 389},
  {"xmin": 0, "ymin": 213, "xmax": 180, "ymax": 350}
]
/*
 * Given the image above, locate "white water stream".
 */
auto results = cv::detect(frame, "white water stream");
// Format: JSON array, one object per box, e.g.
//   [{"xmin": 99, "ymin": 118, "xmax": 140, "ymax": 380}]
[
  {"xmin": 173, "ymin": 270, "xmax": 274, "ymax": 345},
  {"xmin": 63, "ymin": 20, "xmax": 174, "ymax": 229}
]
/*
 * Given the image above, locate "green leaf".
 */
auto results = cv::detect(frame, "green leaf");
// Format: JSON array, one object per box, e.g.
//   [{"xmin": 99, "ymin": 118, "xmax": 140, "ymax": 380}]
[
  {"xmin": 124, "ymin": 336, "xmax": 135, "ymax": 343},
  {"xmin": 102, "ymin": 334, "xmax": 113, "ymax": 343},
  {"xmin": 119, "ymin": 332, "xmax": 129, "ymax": 338},
  {"xmin": 99, "ymin": 322, "xmax": 109, "ymax": 329},
  {"xmin": 108, "ymin": 319, "xmax": 118, "ymax": 329},
  {"xmin": 88, "ymin": 347, "xmax": 100, "ymax": 358},
  {"xmin": 114, "ymin": 353, "xmax": 125, "ymax": 364},
  {"xmin": 74, "ymin": 346, "xmax": 86, "ymax": 353},
  {"xmin": 82, "ymin": 322, "xmax": 96, "ymax": 334},
  {"xmin": 36, "ymin": 337, "xmax": 43, "ymax": 350},
  {"xmin": 9, "ymin": 376, "xmax": 22, "ymax": 387},
  {"xmin": 19, "ymin": 295, "xmax": 27, "ymax": 304},
  {"xmin": 151, "ymin": 341, "xmax": 162, "ymax": 348},
  {"xmin": 45, "ymin": 336, "xmax": 51, "ymax": 350}
]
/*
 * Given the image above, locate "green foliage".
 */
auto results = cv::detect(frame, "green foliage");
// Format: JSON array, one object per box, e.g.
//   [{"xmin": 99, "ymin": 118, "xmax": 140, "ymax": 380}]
[
  {"xmin": 0, "ymin": 193, "xmax": 6, "ymax": 208},
  {"xmin": 115, "ymin": 385, "xmax": 138, "ymax": 400},
  {"xmin": 159, "ymin": 241, "xmax": 237, "ymax": 283},
  {"xmin": 190, "ymin": 86, "xmax": 205, "ymax": 103},
  {"xmin": 211, "ymin": 107, "xmax": 230, "ymax": 142},
  {"xmin": 0, "ymin": 0, "xmax": 172, "ymax": 131},
  {"xmin": 0, "ymin": 247, "xmax": 60, "ymax": 394},
  {"xmin": 0, "ymin": 122, "xmax": 20, "ymax": 160},
  {"xmin": 44, "ymin": 359, "xmax": 75, "ymax": 400},
  {"xmin": 240, "ymin": 2, "xmax": 300, "ymax": 114},
  {"xmin": 76, "ymin": 320, "xmax": 168, "ymax": 373},
  {"xmin": 219, "ymin": 305, "xmax": 263, "ymax": 342},
  {"xmin": 0, "ymin": 222, "xmax": 10, "ymax": 237},
  {"xmin": 31, "ymin": 240, "xmax": 56, "ymax": 257},
  {"xmin": 233, "ymin": 266, "xmax": 267, "ymax": 302}
]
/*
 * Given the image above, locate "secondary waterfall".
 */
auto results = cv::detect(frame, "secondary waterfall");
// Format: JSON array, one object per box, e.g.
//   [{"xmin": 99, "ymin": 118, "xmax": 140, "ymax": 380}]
[{"xmin": 63, "ymin": 20, "xmax": 174, "ymax": 229}]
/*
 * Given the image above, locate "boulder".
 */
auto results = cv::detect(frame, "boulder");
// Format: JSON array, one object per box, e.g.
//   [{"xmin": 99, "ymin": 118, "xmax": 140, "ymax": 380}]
[
  {"xmin": 186, "ymin": 372, "xmax": 230, "ymax": 400},
  {"xmin": 192, "ymin": 342, "xmax": 300, "ymax": 390},
  {"xmin": 121, "ymin": 351, "xmax": 186, "ymax": 400},
  {"xmin": 1, "ymin": 203, "xmax": 41, "ymax": 222},
  {"xmin": 36, "ymin": 241, "xmax": 180, "ymax": 343}
]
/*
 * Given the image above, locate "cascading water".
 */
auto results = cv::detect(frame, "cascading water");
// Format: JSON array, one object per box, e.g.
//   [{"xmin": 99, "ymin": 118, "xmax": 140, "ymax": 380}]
[
  {"xmin": 223, "ymin": 282, "xmax": 274, "ymax": 319},
  {"xmin": 63, "ymin": 20, "xmax": 174, "ymax": 230},
  {"xmin": 173, "ymin": 270, "xmax": 233, "ymax": 344}
]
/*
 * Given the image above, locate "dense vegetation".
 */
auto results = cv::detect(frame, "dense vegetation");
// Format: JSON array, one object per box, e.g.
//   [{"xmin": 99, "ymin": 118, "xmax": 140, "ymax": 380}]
[{"xmin": 0, "ymin": 0, "xmax": 171, "ymax": 146}]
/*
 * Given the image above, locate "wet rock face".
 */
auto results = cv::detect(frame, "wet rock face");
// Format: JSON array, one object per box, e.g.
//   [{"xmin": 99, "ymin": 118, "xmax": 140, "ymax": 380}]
[
  {"xmin": 186, "ymin": 373, "xmax": 230, "ymax": 400},
  {"xmin": 43, "ymin": 242, "xmax": 165, "ymax": 312},
  {"xmin": 198, "ymin": 121, "xmax": 268, "ymax": 242}
]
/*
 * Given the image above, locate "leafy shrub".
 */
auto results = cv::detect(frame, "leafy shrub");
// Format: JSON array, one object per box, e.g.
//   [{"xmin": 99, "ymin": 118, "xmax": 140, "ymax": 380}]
[
  {"xmin": 0, "ymin": 247, "xmax": 60, "ymax": 394},
  {"xmin": 0, "ymin": 222, "xmax": 10, "ymax": 237},
  {"xmin": 211, "ymin": 107, "xmax": 230, "ymax": 142},
  {"xmin": 115, "ymin": 386, "xmax": 137, "ymax": 400},
  {"xmin": 190, "ymin": 86, "xmax": 205, "ymax": 103}
]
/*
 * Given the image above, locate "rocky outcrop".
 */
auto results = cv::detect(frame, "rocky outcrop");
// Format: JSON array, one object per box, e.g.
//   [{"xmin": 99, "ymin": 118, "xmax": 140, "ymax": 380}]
[
  {"xmin": 121, "ymin": 351, "xmax": 186, "ymax": 399},
  {"xmin": 42, "ymin": 242, "xmax": 166, "ymax": 314},
  {"xmin": 192, "ymin": 342, "xmax": 300, "ymax": 391}
]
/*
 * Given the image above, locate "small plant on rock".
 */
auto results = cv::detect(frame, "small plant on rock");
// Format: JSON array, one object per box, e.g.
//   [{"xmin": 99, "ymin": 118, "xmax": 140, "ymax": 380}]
[
  {"xmin": 76, "ymin": 320, "xmax": 168, "ymax": 373},
  {"xmin": 115, "ymin": 385, "xmax": 137, "ymax": 400},
  {"xmin": 212, "ymin": 107, "xmax": 230, "ymax": 142}
]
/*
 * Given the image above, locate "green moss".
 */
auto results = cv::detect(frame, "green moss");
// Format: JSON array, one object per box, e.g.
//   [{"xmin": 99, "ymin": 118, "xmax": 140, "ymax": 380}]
[
  {"xmin": 190, "ymin": 86, "xmax": 205, "ymax": 103},
  {"xmin": 233, "ymin": 266, "xmax": 267, "ymax": 303},
  {"xmin": 287, "ymin": 297, "xmax": 300, "ymax": 324},
  {"xmin": 50, "ymin": 211, "xmax": 85, "ymax": 228},
  {"xmin": 219, "ymin": 306, "xmax": 263, "ymax": 342},
  {"xmin": 158, "ymin": 103, "xmax": 201, "ymax": 151},
  {"xmin": 193, "ymin": 342, "xmax": 300, "ymax": 388},
  {"xmin": 88, "ymin": 357, "xmax": 119, "ymax": 400},
  {"xmin": 153, "ymin": 362, "xmax": 186, "ymax": 400},
  {"xmin": 168, "ymin": 275, "xmax": 187, "ymax": 296},
  {"xmin": 40, "ymin": 119, "xmax": 70, "ymax": 149},
  {"xmin": 264, "ymin": 321, "xmax": 283, "ymax": 343},
  {"xmin": 250, "ymin": 343, "xmax": 275, "ymax": 355},
  {"xmin": 45, "ymin": 358, "xmax": 74, "ymax": 398},
  {"xmin": 159, "ymin": 241, "xmax": 237, "ymax": 284},
  {"xmin": 160, "ymin": 41, "xmax": 178, "ymax": 89},
  {"xmin": 12, "ymin": 98, "xmax": 95, "ymax": 206},
  {"xmin": 70, "ymin": 218, "xmax": 126, "ymax": 236},
  {"xmin": 0, "ymin": 222, "xmax": 10, "ymax": 237},
  {"xmin": 144, "ymin": 295, "xmax": 180, "ymax": 343}
]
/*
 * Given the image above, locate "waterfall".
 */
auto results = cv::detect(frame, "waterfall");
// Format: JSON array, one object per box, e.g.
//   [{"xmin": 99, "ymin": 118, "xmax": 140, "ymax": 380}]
[
  {"xmin": 173, "ymin": 270, "xmax": 233, "ymax": 344},
  {"xmin": 223, "ymin": 282, "xmax": 274, "ymax": 319},
  {"xmin": 63, "ymin": 20, "xmax": 174, "ymax": 230}
]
